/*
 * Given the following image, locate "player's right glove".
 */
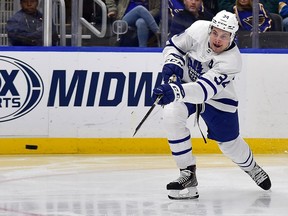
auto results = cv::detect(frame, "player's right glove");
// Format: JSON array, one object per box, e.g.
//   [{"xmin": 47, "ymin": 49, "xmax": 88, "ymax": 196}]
[
  {"xmin": 162, "ymin": 53, "xmax": 185, "ymax": 83},
  {"xmin": 152, "ymin": 82, "xmax": 185, "ymax": 105}
]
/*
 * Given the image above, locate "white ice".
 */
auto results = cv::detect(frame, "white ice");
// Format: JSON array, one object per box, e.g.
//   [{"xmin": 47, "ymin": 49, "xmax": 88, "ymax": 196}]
[{"xmin": 0, "ymin": 154, "xmax": 287, "ymax": 216}]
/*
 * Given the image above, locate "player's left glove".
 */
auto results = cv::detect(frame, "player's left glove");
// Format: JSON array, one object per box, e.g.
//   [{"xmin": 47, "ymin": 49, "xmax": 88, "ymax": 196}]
[
  {"xmin": 152, "ymin": 82, "xmax": 185, "ymax": 105},
  {"xmin": 162, "ymin": 54, "xmax": 185, "ymax": 84}
]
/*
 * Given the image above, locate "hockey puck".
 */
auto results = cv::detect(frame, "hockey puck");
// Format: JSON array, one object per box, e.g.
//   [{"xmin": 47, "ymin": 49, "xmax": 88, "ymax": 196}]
[{"xmin": 25, "ymin": 145, "xmax": 38, "ymax": 150}]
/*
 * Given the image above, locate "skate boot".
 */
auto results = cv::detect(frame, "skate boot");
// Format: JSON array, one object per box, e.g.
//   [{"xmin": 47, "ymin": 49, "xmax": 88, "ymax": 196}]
[
  {"xmin": 167, "ymin": 165, "xmax": 199, "ymax": 200},
  {"xmin": 246, "ymin": 163, "xmax": 271, "ymax": 190}
]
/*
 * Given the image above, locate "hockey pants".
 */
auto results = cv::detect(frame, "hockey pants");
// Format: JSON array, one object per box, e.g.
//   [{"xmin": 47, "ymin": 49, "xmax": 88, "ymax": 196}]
[{"xmin": 163, "ymin": 102, "xmax": 255, "ymax": 171}]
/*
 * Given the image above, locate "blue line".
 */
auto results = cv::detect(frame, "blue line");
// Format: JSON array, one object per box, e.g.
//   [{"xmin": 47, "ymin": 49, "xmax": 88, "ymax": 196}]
[
  {"xmin": 240, "ymin": 48, "xmax": 288, "ymax": 54},
  {"xmin": 1, "ymin": 46, "xmax": 288, "ymax": 54},
  {"xmin": 0, "ymin": 46, "xmax": 164, "ymax": 53}
]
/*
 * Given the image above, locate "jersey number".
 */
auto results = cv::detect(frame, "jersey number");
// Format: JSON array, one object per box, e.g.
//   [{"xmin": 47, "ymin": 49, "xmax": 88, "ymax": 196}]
[{"xmin": 214, "ymin": 74, "xmax": 230, "ymax": 88}]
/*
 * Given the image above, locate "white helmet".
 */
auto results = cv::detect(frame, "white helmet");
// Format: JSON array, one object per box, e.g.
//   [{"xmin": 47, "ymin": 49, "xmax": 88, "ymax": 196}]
[{"xmin": 210, "ymin": 10, "xmax": 239, "ymax": 45}]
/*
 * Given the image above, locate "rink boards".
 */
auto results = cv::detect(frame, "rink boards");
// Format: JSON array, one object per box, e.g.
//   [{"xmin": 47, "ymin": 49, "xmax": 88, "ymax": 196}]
[
  {"xmin": 1, "ymin": 137, "xmax": 287, "ymax": 154},
  {"xmin": 0, "ymin": 48, "xmax": 287, "ymax": 154}
]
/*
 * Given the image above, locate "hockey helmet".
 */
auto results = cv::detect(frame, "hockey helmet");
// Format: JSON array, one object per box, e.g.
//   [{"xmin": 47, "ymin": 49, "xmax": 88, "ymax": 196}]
[{"xmin": 210, "ymin": 10, "xmax": 239, "ymax": 45}]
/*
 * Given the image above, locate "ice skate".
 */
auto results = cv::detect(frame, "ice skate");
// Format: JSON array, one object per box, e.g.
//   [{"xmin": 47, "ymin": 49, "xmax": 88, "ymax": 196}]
[
  {"xmin": 246, "ymin": 163, "xmax": 271, "ymax": 190},
  {"xmin": 167, "ymin": 165, "xmax": 199, "ymax": 200}
]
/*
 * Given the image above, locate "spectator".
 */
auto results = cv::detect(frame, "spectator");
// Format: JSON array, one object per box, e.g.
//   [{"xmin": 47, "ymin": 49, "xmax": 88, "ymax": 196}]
[
  {"xmin": 168, "ymin": 0, "xmax": 185, "ymax": 33},
  {"xmin": 6, "ymin": 0, "xmax": 58, "ymax": 46},
  {"xmin": 169, "ymin": 0, "xmax": 185, "ymax": 17},
  {"xmin": 279, "ymin": 0, "xmax": 288, "ymax": 31},
  {"xmin": 260, "ymin": 0, "xmax": 279, "ymax": 14},
  {"xmin": 106, "ymin": 0, "xmax": 161, "ymax": 47},
  {"xmin": 169, "ymin": 0, "xmax": 214, "ymax": 38},
  {"xmin": 218, "ymin": 0, "xmax": 279, "ymax": 14},
  {"xmin": 234, "ymin": 0, "xmax": 272, "ymax": 32}
]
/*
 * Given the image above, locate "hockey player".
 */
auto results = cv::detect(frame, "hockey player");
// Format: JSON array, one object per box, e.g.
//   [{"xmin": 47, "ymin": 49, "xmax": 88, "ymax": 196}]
[{"xmin": 152, "ymin": 10, "xmax": 271, "ymax": 200}]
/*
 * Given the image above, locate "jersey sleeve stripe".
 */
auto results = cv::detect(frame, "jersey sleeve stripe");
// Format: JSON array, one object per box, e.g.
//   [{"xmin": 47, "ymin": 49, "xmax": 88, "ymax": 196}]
[
  {"xmin": 168, "ymin": 39, "xmax": 186, "ymax": 55},
  {"xmin": 199, "ymin": 76, "xmax": 217, "ymax": 95},
  {"xmin": 196, "ymin": 81, "xmax": 208, "ymax": 101}
]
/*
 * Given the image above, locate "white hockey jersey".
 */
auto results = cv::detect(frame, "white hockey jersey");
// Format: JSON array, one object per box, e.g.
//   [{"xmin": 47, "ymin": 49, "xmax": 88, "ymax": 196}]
[{"xmin": 163, "ymin": 20, "xmax": 242, "ymax": 113}]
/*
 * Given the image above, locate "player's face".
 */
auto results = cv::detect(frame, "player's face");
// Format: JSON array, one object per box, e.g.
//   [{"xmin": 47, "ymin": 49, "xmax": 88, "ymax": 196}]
[
  {"xmin": 209, "ymin": 27, "xmax": 231, "ymax": 54},
  {"xmin": 184, "ymin": 0, "xmax": 202, "ymax": 14},
  {"xmin": 21, "ymin": 0, "xmax": 38, "ymax": 14}
]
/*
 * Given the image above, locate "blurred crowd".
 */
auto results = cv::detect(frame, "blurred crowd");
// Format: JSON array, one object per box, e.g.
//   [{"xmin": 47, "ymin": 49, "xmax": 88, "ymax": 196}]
[{"xmin": 3, "ymin": 0, "xmax": 288, "ymax": 48}]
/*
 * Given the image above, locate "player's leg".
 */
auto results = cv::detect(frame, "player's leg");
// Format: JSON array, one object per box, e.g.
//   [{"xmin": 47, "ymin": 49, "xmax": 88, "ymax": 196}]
[
  {"xmin": 164, "ymin": 102, "xmax": 195, "ymax": 169},
  {"xmin": 163, "ymin": 102, "xmax": 199, "ymax": 199},
  {"xmin": 218, "ymin": 136, "xmax": 271, "ymax": 190},
  {"xmin": 201, "ymin": 104, "xmax": 271, "ymax": 190}
]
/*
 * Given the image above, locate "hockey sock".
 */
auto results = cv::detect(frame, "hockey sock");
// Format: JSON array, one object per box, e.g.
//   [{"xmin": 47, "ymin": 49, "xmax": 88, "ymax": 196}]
[
  {"xmin": 218, "ymin": 136, "xmax": 255, "ymax": 172},
  {"xmin": 168, "ymin": 135, "xmax": 196, "ymax": 169}
]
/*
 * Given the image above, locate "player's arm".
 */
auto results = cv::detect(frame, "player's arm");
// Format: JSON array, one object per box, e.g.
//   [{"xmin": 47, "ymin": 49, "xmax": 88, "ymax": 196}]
[
  {"xmin": 182, "ymin": 50, "xmax": 242, "ymax": 104},
  {"xmin": 161, "ymin": 31, "xmax": 195, "ymax": 83},
  {"xmin": 152, "ymin": 61, "xmax": 239, "ymax": 106},
  {"xmin": 162, "ymin": 21, "xmax": 205, "ymax": 83},
  {"xmin": 182, "ymin": 69, "xmax": 236, "ymax": 104}
]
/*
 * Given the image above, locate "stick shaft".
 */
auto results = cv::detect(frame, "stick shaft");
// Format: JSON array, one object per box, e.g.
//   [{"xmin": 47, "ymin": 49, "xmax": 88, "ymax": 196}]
[{"xmin": 133, "ymin": 95, "xmax": 162, "ymax": 137}]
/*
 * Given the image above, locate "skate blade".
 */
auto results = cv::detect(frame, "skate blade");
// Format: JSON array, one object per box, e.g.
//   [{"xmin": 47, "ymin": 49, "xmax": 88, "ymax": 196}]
[{"xmin": 168, "ymin": 187, "xmax": 199, "ymax": 200}]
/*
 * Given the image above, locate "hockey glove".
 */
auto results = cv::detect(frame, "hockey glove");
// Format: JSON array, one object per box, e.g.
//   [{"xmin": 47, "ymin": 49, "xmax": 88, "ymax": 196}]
[
  {"xmin": 152, "ymin": 82, "xmax": 185, "ymax": 105},
  {"xmin": 162, "ymin": 54, "xmax": 185, "ymax": 83}
]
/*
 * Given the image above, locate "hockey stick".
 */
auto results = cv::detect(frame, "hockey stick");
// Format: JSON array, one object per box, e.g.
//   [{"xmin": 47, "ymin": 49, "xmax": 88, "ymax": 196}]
[
  {"xmin": 132, "ymin": 95, "xmax": 163, "ymax": 137},
  {"xmin": 132, "ymin": 75, "xmax": 176, "ymax": 137}
]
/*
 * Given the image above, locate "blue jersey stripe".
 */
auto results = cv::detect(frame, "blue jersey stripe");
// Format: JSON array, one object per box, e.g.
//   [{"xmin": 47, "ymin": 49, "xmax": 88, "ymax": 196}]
[
  {"xmin": 168, "ymin": 39, "xmax": 186, "ymax": 55},
  {"xmin": 199, "ymin": 76, "xmax": 217, "ymax": 95},
  {"xmin": 212, "ymin": 98, "xmax": 239, "ymax": 106}
]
